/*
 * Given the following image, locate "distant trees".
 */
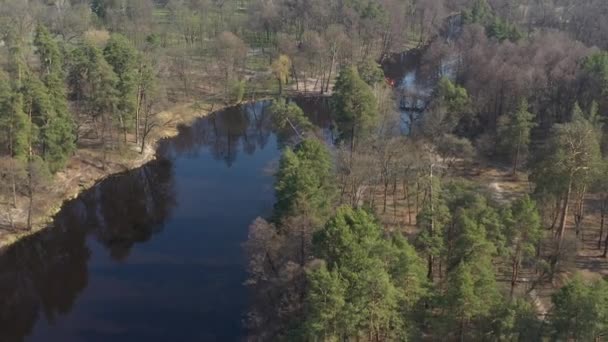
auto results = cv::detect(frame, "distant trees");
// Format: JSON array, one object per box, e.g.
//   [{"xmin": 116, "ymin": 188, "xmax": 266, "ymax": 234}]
[
  {"xmin": 213, "ymin": 31, "xmax": 248, "ymax": 102},
  {"xmin": 450, "ymin": 26, "xmax": 589, "ymax": 133}
]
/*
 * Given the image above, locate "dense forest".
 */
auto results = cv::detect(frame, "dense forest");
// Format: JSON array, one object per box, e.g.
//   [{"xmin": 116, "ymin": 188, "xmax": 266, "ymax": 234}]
[{"xmin": 0, "ymin": 0, "xmax": 608, "ymax": 340}]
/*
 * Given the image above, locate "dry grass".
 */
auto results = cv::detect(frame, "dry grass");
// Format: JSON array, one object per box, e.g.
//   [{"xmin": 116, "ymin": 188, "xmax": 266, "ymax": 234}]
[{"xmin": 0, "ymin": 100, "xmax": 216, "ymax": 250}]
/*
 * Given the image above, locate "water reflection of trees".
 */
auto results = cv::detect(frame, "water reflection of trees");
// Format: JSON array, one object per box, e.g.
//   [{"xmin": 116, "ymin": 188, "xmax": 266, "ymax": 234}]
[
  {"xmin": 159, "ymin": 102, "xmax": 274, "ymax": 167},
  {"xmin": 88, "ymin": 159, "xmax": 176, "ymax": 260},
  {"xmin": 0, "ymin": 158, "xmax": 176, "ymax": 341}
]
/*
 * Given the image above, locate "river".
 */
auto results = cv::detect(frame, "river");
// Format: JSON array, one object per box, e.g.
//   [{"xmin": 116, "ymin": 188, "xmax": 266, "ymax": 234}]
[{"xmin": 0, "ymin": 99, "xmax": 331, "ymax": 342}]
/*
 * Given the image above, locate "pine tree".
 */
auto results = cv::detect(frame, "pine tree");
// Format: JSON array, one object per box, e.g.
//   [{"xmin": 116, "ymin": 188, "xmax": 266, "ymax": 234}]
[
  {"xmin": 303, "ymin": 262, "xmax": 347, "ymax": 340},
  {"xmin": 69, "ymin": 42, "xmax": 119, "ymax": 166},
  {"xmin": 34, "ymin": 25, "xmax": 75, "ymax": 171},
  {"xmin": 0, "ymin": 71, "xmax": 29, "ymax": 159},
  {"xmin": 504, "ymin": 195, "xmax": 542, "ymax": 297},
  {"xmin": 532, "ymin": 106, "xmax": 601, "ymax": 264},
  {"xmin": 270, "ymin": 98, "xmax": 313, "ymax": 139},
  {"xmin": 104, "ymin": 34, "xmax": 139, "ymax": 143},
  {"xmin": 332, "ymin": 66, "xmax": 377, "ymax": 149},
  {"xmin": 550, "ymin": 275, "xmax": 608, "ymax": 341},
  {"xmin": 497, "ymin": 99, "xmax": 536, "ymax": 174},
  {"xmin": 274, "ymin": 138, "xmax": 334, "ymax": 222},
  {"xmin": 307, "ymin": 206, "xmax": 422, "ymax": 340}
]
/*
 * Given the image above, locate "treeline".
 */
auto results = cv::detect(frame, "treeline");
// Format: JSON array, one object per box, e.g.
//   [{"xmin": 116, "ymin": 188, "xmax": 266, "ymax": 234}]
[
  {"xmin": 417, "ymin": 0, "xmax": 608, "ymax": 265},
  {"xmin": 0, "ymin": 0, "xmax": 450, "ymax": 229},
  {"xmin": 245, "ymin": 25, "xmax": 608, "ymax": 338}
]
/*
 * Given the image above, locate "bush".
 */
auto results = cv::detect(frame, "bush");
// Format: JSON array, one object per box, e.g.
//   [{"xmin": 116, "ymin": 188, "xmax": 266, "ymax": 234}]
[{"xmin": 228, "ymin": 79, "xmax": 246, "ymax": 104}]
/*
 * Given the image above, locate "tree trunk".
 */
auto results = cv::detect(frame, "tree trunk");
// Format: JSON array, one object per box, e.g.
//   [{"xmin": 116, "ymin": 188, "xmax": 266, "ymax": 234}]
[
  {"xmin": 427, "ymin": 254, "xmax": 434, "ymax": 282},
  {"xmin": 603, "ymin": 231, "xmax": 608, "ymax": 258},
  {"xmin": 554, "ymin": 177, "xmax": 573, "ymax": 269},
  {"xmin": 406, "ymin": 183, "xmax": 412, "ymax": 225},
  {"xmin": 599, "ymin": 198, "xmax": 606, "ymax": 250},
  {"xmin": 512, "ymin": 129, "xmax": 522, "ymax": 175},
  {"xmin": 510, "ymin": 254, "xmax": 520, "ymax": 299},
  {"xmin": 135, "ymin": 85, "xmax": 143, "ymax": 144},
  {"xmin": 292, "ymin": 65, "xmax": 299, "ymax": 91},
  {"xmin": 383, "ymin": 177, "xmax": 388, "ymax": 214},
  {"xmin": 550, "ymin": 197, "xmax": 562, "ymax": 231},
  {"xmin": 556, "ymin": 177, "xmax": 572, "ymax": 245},
  {"xmin": 428, "ymin": 166, "xmax": 435, "ymax": 282},
  {"xmin": 8, "ymin": 127, "xmax": 17, "ymax": 208},
  {"xmin": 393, "ymin": 178, "xmax": 398, "ymax": 221},
  {"xmin": 415, "ymin": 181, "xmax": 419, "ymax": 216},
  {"xmin": 325, "ymin": 50, "xmax": 336, "ymax": 94},
  {"xmin": 27, "ymin": 170, "xmax": 33, "ymax": 230}
]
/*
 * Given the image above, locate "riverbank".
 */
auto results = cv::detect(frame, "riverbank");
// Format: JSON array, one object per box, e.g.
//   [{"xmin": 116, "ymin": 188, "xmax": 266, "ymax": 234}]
[{"xmin": 0, "ymin": 100, "xmax": 218, "ymax": 251}]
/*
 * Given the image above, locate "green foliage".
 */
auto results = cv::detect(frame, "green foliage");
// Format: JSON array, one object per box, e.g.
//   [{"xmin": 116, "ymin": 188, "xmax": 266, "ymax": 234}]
[
  {"xmin": 228, "ymin": 79, "xmax": 245, "ymax": 104},
  {"xmin": 550, "ymin": 275, "xmax": 608, "ymax": 341},
  {"xmin": 437, "ymin": 77, "xmax": 470, "ymax": 114},
  {"xmin": 386, "ymin": 234, "xmax": 429, "ymax": 308},
  {"xmin": 424, "ymin": 78, "xmax": 471, "ymax": 137},
  {"xmin": 271, "ymin": 55, "xmax": 291, "ymax": 95},
  {"xmin": 483, "ymin": 298, "xmax": 542, "ymax": 340},
  {"xmin": 416, "ymin": 177, "xmax": 451, "ymax": 263},
  {"xmin": 0, "ymin": 72, "xmax": 29, "ymax": 159},
  {"xmin": 70, "ymin": 41, "xmax": 119, "ymax": 120},
  {"xmin": 357, "ymin": 58, "xmax": 384, "ymax": 86},
  {"xmin": 462, "ymin": 0, "xmax": 492, "ymax": 25},
  {"xmin": 34, "ymin": 25, "xmax": 63, "ymax": 76},
  {"xmin": 450, "ymin": 202, "xmax": 501, "ymax": 266},
  {"xmin": 274, "ymin": 138, "xmax": 335, "ymax": 222},
  {"xmin": 303, "ymin": 262, "xmax": 347, "ymax": 339},
  {"xmin": 104, "ymin": 34, "xmax": 139, "ymax": 130},
  {"xmin": 532, "ymin": 106, "xmax": 602, "ymax": 197},
  {"xmin": 332, "ymin": 66, "xmax": 377, "ymax": 143},
  {"xmin": 270, "ymin": 98, "xmax": 313, "ymax": 136},
  {"xmin": 443, "ymin": 259, "xmax": 500, "ymax": 338},
  {"xmin": 487, "ymin": 17, "xmax": 523, "ymax": 42},
  {"xmin": 497, "ymin": 99, "xmax": 536, "ymax": 171},
  {"xmin": 463, "ymin": 0, "xmax": 522, "ymax": 42},
  {"xmin": 583, "ymin": 51, "xmax": 608, "ymax": 95},
  {"xmin": 33, "ymin": 25, "xmax": 76, "ymax": 171},
  {"xmin": 91, "ymin": 0, "xmax": 106, "ymax": 19},
  {"xmin": 436, "ymin": 134, "xmax": 475, "ymax": 168},
  {"xmin": 305, "ymin": 206, "xmax": 425, "ymax": 340},
  {"xmin": 505, "ymin": 195, "xmax": 542, "ymax": 262}
]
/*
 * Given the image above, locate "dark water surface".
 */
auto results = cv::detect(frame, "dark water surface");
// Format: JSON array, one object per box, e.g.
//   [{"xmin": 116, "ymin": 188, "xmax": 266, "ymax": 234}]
[{"xmin": 0, "ymin": 100, "xmax": 329, "ymax": 342}]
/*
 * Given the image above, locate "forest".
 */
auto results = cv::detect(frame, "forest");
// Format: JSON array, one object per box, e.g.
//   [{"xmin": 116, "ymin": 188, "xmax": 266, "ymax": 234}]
[{"xmin": 0, "ymin": 0, "xmax": 607, "ymax": 341}]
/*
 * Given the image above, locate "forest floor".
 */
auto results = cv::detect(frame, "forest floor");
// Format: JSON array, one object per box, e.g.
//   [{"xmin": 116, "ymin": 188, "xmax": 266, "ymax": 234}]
[
  {"xmin": 0, "ymin": 100, "xmax": 216, "ymax": 251},
  {"xmin": 367, "ymin": 159, "xmax": 608, "ymax": 317}
]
